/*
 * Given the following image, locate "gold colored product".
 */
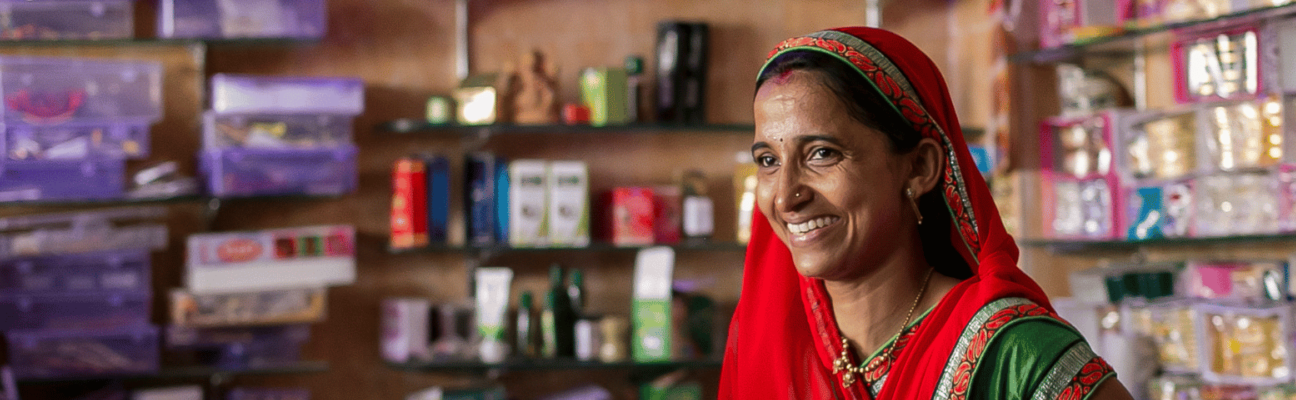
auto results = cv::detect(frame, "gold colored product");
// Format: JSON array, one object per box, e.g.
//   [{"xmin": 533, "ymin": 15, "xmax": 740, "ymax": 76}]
[
  {"xmin": 1127, "ymin": 305, "xmax": 1199, "ymax": 371},
  {"xmin": 1205, "ymin": 311, "xmax": 1289, "ymax": 379},
  {"xmin": 1184, "ymin": 30, "xmax": 1257, "ymax": 100},
  {"xmin": 1135, "ymin": 113, "xmax": 1197, "ymax": 180},
  {"xmin": 1053, "ymin": 117, "xmax": 1110, "ymax": 178},
  {"xmin": 1208, "ymin": 98, "xmax": 1283, "ymax": 171}
]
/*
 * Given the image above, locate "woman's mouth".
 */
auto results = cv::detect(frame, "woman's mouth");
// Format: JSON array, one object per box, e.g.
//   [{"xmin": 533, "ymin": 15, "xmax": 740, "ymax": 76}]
[{"xmin": 787, "ymin": 216, "xmax": 840, "ymax": 236}]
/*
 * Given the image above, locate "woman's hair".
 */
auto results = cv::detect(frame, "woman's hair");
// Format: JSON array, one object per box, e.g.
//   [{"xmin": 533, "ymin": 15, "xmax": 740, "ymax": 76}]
[{"xmin": 756, "ymin": 50, "xmax": 972, "ymax": 280}]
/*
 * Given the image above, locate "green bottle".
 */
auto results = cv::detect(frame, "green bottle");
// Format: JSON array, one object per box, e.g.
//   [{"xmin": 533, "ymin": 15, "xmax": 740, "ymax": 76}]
[
  {"xmin": 541, "ymin": 265, "xmax": 576, "ymax": 358},
  {"xmin": 516, "ymin": 291, "xmax": 538, "ymax": 358},
  {"xmin": 567, "ymin": 268, "xmax": 585, "ymax": 316}
]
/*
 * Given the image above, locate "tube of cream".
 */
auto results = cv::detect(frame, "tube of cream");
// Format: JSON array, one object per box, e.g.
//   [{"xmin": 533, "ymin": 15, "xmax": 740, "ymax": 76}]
[{"xmin": 475, "ymin": 267, "xmax": 514, "ymax": 363}]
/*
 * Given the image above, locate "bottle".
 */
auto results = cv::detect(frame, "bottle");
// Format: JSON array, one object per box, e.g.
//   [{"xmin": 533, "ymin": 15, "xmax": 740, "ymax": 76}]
[
  {"xmin": 626, "ymin": 56, "xmax": 644, "ymax": 123},
  {"xmin": 516, "ymin": 291, "xmax": 538, "ymax": 358},
  {"xmin": 567, "ymin": 268, "xmax": 585, "ymax": 316},
  {"xmin": 542, "ymin": 265, "xmax": 576, "ymax": 358},
  {"xmin": 680, "ymin": 169, "xmax": 714, "ymax": 242}
]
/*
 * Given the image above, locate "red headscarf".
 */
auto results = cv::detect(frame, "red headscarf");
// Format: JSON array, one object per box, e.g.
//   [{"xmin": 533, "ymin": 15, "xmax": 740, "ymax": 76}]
[{"xmin": 720, "ymin": 27, "xmax": 1053, "ymax": 399}]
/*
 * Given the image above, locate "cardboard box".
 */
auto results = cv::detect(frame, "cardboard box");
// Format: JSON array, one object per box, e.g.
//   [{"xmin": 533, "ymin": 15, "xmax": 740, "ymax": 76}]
[
  {"xmin": 508, "ymin": 160, "xmax": 548, "ymax": 247},
  {"xmin": 632, "ymin": 247, "xmax": 674, "ymax": 362},
  {"xmin": 607, "ymin": 187, "xmax": 656, "ymax": 247},
  {"xmin": 390, "ymin": 158, "xmax": 428, "ymax": 249},
  {"xmin": 185, "ymin": 225, "xmax": 355, "ymax": 294},
  {"xmin": 548, "ymin": 161, "xmax": 589, "ymax": 247},
  {"xmin": 580, "ymin": 68, "xmax": 629, "ymax": 126},
  {"xmin": 652, "ymin": 186, "xmax": 682, "ymax": 244}
]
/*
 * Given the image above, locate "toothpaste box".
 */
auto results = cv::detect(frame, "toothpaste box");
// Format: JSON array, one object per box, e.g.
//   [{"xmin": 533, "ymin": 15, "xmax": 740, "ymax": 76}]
[
  {"xmin": 508, "ymin": 160, "xmax": 548, "ymax": 247},
  {"xmin": 547, "ymin": 161, "xmax": 589, "ymax": 247}
]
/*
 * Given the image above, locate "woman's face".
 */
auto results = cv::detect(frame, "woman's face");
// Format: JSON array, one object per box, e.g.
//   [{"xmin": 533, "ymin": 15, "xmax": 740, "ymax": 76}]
[{"xmin": 752, "ymin": 70, "xmax": 913, "ymax": 280}]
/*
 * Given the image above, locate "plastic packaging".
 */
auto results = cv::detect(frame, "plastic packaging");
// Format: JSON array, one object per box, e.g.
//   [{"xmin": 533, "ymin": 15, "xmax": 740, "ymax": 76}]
[
  {"xmin": 475, "ymin": 267, "xmax": 513, "ymax": 363},
  {"xmin": 1181, "ymin": 261, "xmax": 1287, "ymax": 302},
  {"xmin": 157, "ymin": 0, "xmax": 325, "ymax": 39},
  {"xmin": 6, "ymin": 325, "xmax": 159, "ymax": 379},
  {"xmin": 0, "ymin": 159, "xmax": 125, "ymax": 201},
  {"xmin": 208, "ymin": 74, "xmax": 362, "ymax": 115},
  {"xmin": 226, "ymin": 388, "xmax": 310, "ymax": 400},
  {"xmin": 6, "ymin": 122, "xmax": 150, "ymax": 160},
  {"xmin": 1173, "ymin": 25, "xmax": 1268, "ymax": 104},
  {"xmin": 185, "ymin": 225, "xmax": 354, "ymax": 294},
  {"xmin": 0, "ymin": 56, "xmax": 162, "ymax": 124},
  {"xmin": 1124, "ymin": 301, "xmax": 1200, "ymax": 372},
  {"xmin": 171, "ymin": 287, "xmax": 326, "ymax": 327},
  {"xmin": 1125, "ymin": 110, "xmax": 1198, "ymax": 182},
  {"xmin": 0, "ymin": 207, "xmax": 167, "ymax": 257},
  {"xmin": 165, "ymin": 324, "xmax": 309, "ymax": 369},
  {"xmin": 198, "ymin": 146, "xmax": 358, "ymax": 198},
  {"xmin": 203, "ymin": 112, "xmax": 354, "ymax": 149},
  {"xmin": 1201, "ymin": 98, "xmax": 1284, "ymax": 172},
  {"xmin": 1194, "ymin": 172, "xmax": 1283, "ymax": 236},
  {"xmin": 0, "ymin": 0, "xmax": 134, "ymax": 41},
  {"xmin": 1194, "ymin": 303, "xmax": 1293, "ymax": 385},
  {"xmin": 0, "ymin": 291, "xmax": 150, "ymax": 330},
  {"xmin": 0, "ymin": 249, "xmax": 149, "ymax": 295}
]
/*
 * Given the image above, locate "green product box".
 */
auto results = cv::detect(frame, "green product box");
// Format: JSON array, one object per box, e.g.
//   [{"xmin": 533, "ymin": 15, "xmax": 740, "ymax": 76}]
[
  {"xmin": 641, "ymin": 382, "xmax": 702, "ymax": 400},
  {"xmin": 632, "ymin": 298, "xmax": 671, "ymax": 361},
  {"xmin": 580, "ymin": 67, "xmax": 629, "ymax": 126}
]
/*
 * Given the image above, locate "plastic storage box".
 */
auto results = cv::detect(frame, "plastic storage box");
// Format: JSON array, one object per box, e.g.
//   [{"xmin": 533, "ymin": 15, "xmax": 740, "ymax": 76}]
[
  {"xmin": 0, "ymin": 158, "xmax": 124, "ymax": 201},
  {"xmin": 0, "ymin": 207, "xmax": 167, "ymax": 257},
  {"xmin": 227, "ymin": 388, "xmax": 310, "ymax": 400},
  {"xmin": 0, "ymin": 56, "xmax": 162, "ymax": 123},
  {"xmin": 0, "ymin": 0, "xmax": 135, "ymax": 41},
  {"xmin": 6, "ymin": 325, "xmax": 159, "ymax": 379},
  {"xmin": 203, "ymin": 112, "xmax": 354, "ymax": 149},
  {"xmin": 209, "ymin": 74, "xmax": 363, "ymax": 115},
  {"xmin": 157, "ymin": 0, "xmax": 325, "ymax": 40},
  {"xmin": 6, "ymin": 122, "xmax": 150, "ymax": 160},
  {"xmin": 0, "ymin": 249, "xmax": 149, "ymax": 295},
  {"xmin": 0, "ymin": 291, "xmax": 150, "ymax": 330},
  {"xmin": 171, "ymin": 288, "xmax": 326, "ymax": 327},
  {"xmin": 198, "ymin": 145, "xmax": 358, "ymax": 198},
  {"xmin": 185, "ymin": 225, "xmax": 354, "ymax": 293},
  {"xmin": 167, "ymin": 325, "xmax": 310, "ymax": 369}
]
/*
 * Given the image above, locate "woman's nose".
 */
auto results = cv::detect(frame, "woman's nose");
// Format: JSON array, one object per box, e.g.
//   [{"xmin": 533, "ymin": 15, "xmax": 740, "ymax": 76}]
[{"xmin": 774, "ymin": 166, "xmax": 811, "ymax": 212}]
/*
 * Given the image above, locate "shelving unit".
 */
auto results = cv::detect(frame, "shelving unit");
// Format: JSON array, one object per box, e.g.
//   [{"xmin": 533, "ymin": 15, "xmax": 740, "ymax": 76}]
[
  {"xmin": 379, "ymin": 120, "xmax": 755, "ymax": 136},
  {"xmin": 387, "ymin": 359, "xmax": 721, "ymax": 374},
  {"xmin": 16, "ymin": 362, "xmax": 329, "ymax": 384},
  {"xmin": 387, "ymin": 241, "xmax": 747, "ymax": 255}
]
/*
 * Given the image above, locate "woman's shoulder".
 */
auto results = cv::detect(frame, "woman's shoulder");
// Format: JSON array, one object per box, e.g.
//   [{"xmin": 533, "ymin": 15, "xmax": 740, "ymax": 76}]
[{"xmin": 968, "ymin": 308, "xmax": 1115, "ymax": 400}]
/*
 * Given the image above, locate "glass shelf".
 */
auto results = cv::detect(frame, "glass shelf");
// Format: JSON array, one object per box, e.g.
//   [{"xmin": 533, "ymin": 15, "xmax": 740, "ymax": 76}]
[
  {"xmin": 388, "ymin": 359, "xmax": 721, "ymax": 373},
  {"xmin": 379, "ymin": 120, "xmax": 755, "ymax": 136},
  {"xmin": 0, "ymin": 38, "xmax": 318, "ymax": 48},
  {"xmin": 388, "ymin": 241, "xmax": 748, "ymax": 255},
  {"xmin": 0, "ymin": 194, "xmax": 343, "ymax": 208},
  {"xmin": 1011, "ymin": 3, "xmax": 1296, "ymax": 64},
  {"xmin": 17, "ymin": 361, "xmax": 329, "ymax": 384},
  {"xmin": 1019, "ymin": 233, "xmax": 1296, "ymax": 253}
]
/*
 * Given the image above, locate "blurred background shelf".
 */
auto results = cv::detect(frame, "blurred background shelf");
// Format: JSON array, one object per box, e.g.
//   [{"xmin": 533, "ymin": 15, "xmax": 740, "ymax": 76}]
[
  {"xmin": 0, "ymin": 194, "xmax": 344, "ymax": 208},
  {"xmin": 387, "ymin": 359, "xmax": 721, "ymax": 373},
  {"xmin": 378, "ymin": 120, "xmax": 755, "ymax": 136},
  {"xmin": 1019, "ymin": 233, "xmax": 1296, "ymax": 253},
  {"xmin": 16, "ymin": 361, "xmax": 330, "ymax": 384},
  {"xmin": 387, "ymin": 241, "xmax": 748, "ymax": 255},
  {"xmin": 0, "ymin": 38, "xmax": 319, "ymax": 48}
]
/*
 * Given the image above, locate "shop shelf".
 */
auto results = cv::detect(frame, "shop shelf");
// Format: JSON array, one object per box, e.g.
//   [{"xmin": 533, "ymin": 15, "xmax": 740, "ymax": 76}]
[
  {"xmin": 387, "ymin": 241, "xmax": 748, "ymax": 255},
  {"xmin": 1019, "ymin": 233, "xmax": 1296, "ymax": 253},
  {"xmin": 387, "ymin": 358, "xmax": 722, "ymax": 373},
  {"xmin": 378, "ymin": 121, "xmax": 755, "ymax": 136},
  {"xmin": 16, "ymin": 361, "xmax": 329, "ymax": 383}
]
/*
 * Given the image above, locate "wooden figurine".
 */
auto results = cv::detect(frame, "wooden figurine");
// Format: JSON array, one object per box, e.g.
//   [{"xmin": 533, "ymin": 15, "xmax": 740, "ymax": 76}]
[{"xmin": 507, "ymin": 50, "xmax": 560, "ymax": 125}]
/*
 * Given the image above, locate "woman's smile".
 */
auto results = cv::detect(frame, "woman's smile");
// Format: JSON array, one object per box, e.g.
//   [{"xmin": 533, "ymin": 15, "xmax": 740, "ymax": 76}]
[{"xmin": 785, "ymin": 215, "xmax": 842, "ymax": 244}]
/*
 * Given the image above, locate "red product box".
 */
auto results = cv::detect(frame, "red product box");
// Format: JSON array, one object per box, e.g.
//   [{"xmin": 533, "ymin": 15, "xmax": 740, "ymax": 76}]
[
  {"xmin": 604, "ymin": 187, "xmax": 656, "ymax": 246},
  {"xmin": 390, "ymin": 157, "xmax": 428, "ymax": 249},
  {"xmin": 653, "ymin": 186, "xmax": 682, "ymax": 244}
]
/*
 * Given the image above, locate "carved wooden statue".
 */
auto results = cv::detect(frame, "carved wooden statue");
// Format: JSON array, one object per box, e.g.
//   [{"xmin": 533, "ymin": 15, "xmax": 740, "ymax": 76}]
[{"xmin": 507, "ymin": 50, "xmax": 560, "ymax": 125}]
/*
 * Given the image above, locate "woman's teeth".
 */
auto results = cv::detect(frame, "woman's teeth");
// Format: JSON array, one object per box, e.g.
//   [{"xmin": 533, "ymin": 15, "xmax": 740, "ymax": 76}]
[{"xmin": 788, "ymin": 217, "xmax": 838, "ymax": 235}]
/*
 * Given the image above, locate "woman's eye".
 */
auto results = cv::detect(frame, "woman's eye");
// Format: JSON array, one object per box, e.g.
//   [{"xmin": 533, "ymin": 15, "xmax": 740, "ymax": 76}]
[
  {"xmin": 757, "ymin": 155, "xmax": 777, "ymax": 168},
  {"xmin": 810, "ymin": 148, "xmax": 837, "ymax": 160}
]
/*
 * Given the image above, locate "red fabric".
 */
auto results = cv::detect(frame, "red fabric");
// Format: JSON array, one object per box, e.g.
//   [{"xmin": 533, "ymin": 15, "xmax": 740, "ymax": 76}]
[{"xmin": 719, "ymin": 27, "xmax": 1053, "ymax": 399}]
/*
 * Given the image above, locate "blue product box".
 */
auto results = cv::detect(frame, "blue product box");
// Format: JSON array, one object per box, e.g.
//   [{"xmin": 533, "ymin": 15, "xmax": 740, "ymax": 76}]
[
  {"xmin": 465, "ymin": 154, "xmax": 504, "ymax": 247},
  {"xmin": 494, "ymin": 163, "xmax": 509, "ymax": 244},
  {"xmin": 424, "ymin": 156, "xmax": 449, "ymax": 243},
  {"xmin": 1128, "ymin": 186, "xmax": 1164, "ymax": 240}
]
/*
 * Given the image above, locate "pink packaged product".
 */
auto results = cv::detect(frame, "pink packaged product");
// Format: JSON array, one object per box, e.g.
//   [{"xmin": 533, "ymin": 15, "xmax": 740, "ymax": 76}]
[
  {"xmin": 1039, "ymin": 0, "xmax": 1123, "ymax": 48},
  {"xmin": 604, "ymin": 187, "xmax": 655, "ymax": 246},
  {"xmin": 1040, "ymin": 112, "xmax": 1130, "ymax": 240},
  {"xmin": 1172, "ymin": 24, "xmax": 1275, "ymax": 105},
  {"xmin": 1181, "ymin": 261, "xmax": 1287, "ymax": 302},
  {"xmin": 652, "ymin": 186, "xmax": 682, "ymax": 245},
  {"xmin": 185, "ymin": 225, "xmax": 354, "ymax": 294}
]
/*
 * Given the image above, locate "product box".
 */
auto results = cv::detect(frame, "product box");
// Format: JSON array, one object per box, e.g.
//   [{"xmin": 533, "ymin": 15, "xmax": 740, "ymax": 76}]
[
  {"xmin": 547, "ymin": 161, "xmax": 589, "ymax": 247},
  {"xmin": 1123, "ymin": 109, "xmax": 1200, "ymax": 183},
  {"xmin": 652, "ymin": 186, "xmax": 682, "ymax": 244},
  {"xmin": 0, "ymin": 207, "xmax": 167, "ymax": 258},
  {"xmin": 227, "ymin": 388, "xmax": 310, "ymax": 400},
  {"xmin": 1039, "ymin": 0, "xmax": 1122, "ymax": 48},
  {"xmin": 157, "ymin": 0, "xmax": 326, "ymax": 39},
  {"xmin": 0, "ymin": 249, "xmax": 150, "ymax": 296},
  {"xmin": 426, "ymin": 156, "xmax": 450, "ymax": 243},
  {"xmin": 1193, "ymin": 303, "xmax": 1294, "ymax": 385},
  {"xmin": 1172, "ymin": 25, "xmax": 1272, "ymax": 104},
  {"xmin": 465, "ymin": 153, "xmax": 505, "ymax": 246},
  {"xmin": 0, "ymin": 158, "xmax": 125, "ymax": 202},
  {"xmin": 606, "ymin": 187, "xmax": 656, "ymax": 247},
  {"xmin": 0, "ymin": 0, "xmax": 134, "ymax": 40},
  {"xmin": 203, "ymin": 112, "xmax": 354, "ymax": 149},
  {"xmin": 166, "ymin": 324, "xmax": 309, "ymax": 369},
  {"xmin": 171, "ymin": 287, "xmax": 326, "ymax": 327},
  {"xmin": 632, "ymin": 247, "xmax": 674, "ymax": 362},
  {"xmin": 1194, "ymin": 171, "xmax": 1283, "ymax": 237},
  {"xmin": 1163, "ymin": 179, "xmax": 1196, "ymax": 238},
  {"xmin": 6, "ymin": 122, "xmax": 151, "ymax": 160},
  {"xmin": 208, "ymin": 74, "xmax": 362, "ymax": 115},
  {"xmin": 1200, "ymin": 98, "xmax": 1284, "ymax": 172},
  {"xmin": 655, "ymin": 22, "xmax": 708, "ymax": 124},
  {"xmin": 579, "ymin": 68, "xmax": 629, "ymax": 126},
  {"xmin": 390, "ymin": 157, "xmax": 429, "ymax": 250},
  {"xmin": 1040, "ymin": 112, "xmax": 1133, "ymax": 240},
  {"xmin": 134, "ymin": 386, "xmax": 203, "ymax": 400},
  {"xmin": 0, "ymin": 56, "xmax": 162, "ymax": 124},
  {"xmin": 185, "ymin": 225, "xmax": 354, "ymax": 293},
  {"xmin": 1127, "ymin": 186, "xmax": 1165, "ymax": 240},
  {"xmin": 0, "ymin": 291, "xmax": 151, "ymax": 331},
  {"xmin": 1181, "ymin": 260, "xmax": 1287, "ymax": 302},
  {"xmin": 1123, "ymin": 300, "xmax": 1199, "ymax": 373},
  {"xmin": 381, "ymin": 297, "xmax": 431, "ymax": 363},
  {"xmin": 6, "ymin": 325, "xmax": 159, "ymax": 379},
  {"xmin": 199, "ymin": 145, "xmax": 359, "ymax": 197},
  {"xmin": 508, "ymin": 160, "xmax": 548, "ymax": 247}
]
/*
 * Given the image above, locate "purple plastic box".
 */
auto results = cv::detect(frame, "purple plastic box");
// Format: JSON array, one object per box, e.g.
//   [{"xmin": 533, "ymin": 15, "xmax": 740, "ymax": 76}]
[
  {"xmin": 227, "ymin": 388, "xmax": 310, "ymax": 400},
  {"xmin": 0, "ymin": 291, "xmax": 150, "ymax": 331},
  {"xmin": 157, "ymin": 0, "xmax": 324, "ymax": 40},
  {"xmin": 203, "ymin": 112, "xmax": 354, "ymax": 149},
  {"xmin": 6, "ymin": 325, "xmax": 159, "ymax": 379},
  {"xmin": 6, "ymin": 122, "xmax": 151, "ymax": 160},
  {"xmin": 199, "ymin": 145, "xmax": 358, "ymax": 197},
  {"xmin": 0, "ymin": 249, "xmax": 149, "ymax": 296},
  {"xmin": 209, "ymin": 74, "xmax": 364, "ymax": 115},
  {"xmin": 0, "ymin": 207, "xmax": 168, "ymax": 258},
  {"xmin": 166, "ymin": 325, "xmax": 310, "ymax": 370},
  {"xmin": 0, "ymin": 0, "xmax": 135, "ymax": 41},
  {"xmin": 0, "ymin": 56, "xmax": 162, "ymax": 124},
  {"xmin": 0, "ymin": 159, "xmax": 124, "ymax": 202}
]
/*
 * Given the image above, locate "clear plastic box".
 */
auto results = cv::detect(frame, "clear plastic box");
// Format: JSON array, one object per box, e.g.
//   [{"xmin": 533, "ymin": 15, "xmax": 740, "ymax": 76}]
[
  {"xmin": 167, "ymin": 325, "xmax": 310, "ymax": 370},
  {"xmin": 0, "ymin": 207, "xmax": 168, "ymax": 258},
  {"xmin": 0, "ymin": 291, "xmax": 150, "ymax": 330},
  {"xmin": 203, "ymin": 112, "xmax": 354, "ymax": 149},
  {"xmin": 170, "ymin": 287, "xmax": 326, "ymax": 327},
  {"xmin": 0, "ymin": 56, "xmax": 162, "ymax": 124},
  {"xmin": 6, "ymin": 325, "xmax": 159, "ymax": 379},
  {"xmin": 227, "ymin": 388, "xmax": 310, "ymax": 400},
  {"xmin": 0, "ymin": 159, "xmax": 124, "ymax": 202},
  {"xmin": 0, "ymin": 249, "xmax": 150, "ymax": 296},
  {"xmin": 0, "ymin": 0, "xmax": 135, "ymax": 41},
  {"xmin": 5, "ymin": 122, "xmax": 150, "ymax": 160},
  {"xmin": 157, "ymin": 0, "xmax": 325, "ymax": 40},
  {"xmin": 209, "ymin": 74, "xmax": 363, "ymax": 115},
  {"xmin": 199, "ymin": 146, "xmax": 358, "ymax": 198}
]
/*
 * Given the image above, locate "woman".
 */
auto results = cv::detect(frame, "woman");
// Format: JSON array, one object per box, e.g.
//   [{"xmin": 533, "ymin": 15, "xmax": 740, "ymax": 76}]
[{"xmin": 720, "ymin": 27, "xmax": 1135, "ymax": 400}]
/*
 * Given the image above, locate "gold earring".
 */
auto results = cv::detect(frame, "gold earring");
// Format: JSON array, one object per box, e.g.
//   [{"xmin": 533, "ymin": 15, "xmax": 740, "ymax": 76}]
[{"xmin": 907, "ymin": 187, "xmax": 923, "ymax": 225}]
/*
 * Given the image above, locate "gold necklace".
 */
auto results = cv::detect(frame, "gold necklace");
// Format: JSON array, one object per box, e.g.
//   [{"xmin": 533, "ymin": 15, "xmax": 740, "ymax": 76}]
[{"xmin": 833, "ymin": 267, "xmax": 934, "ymax": 388}]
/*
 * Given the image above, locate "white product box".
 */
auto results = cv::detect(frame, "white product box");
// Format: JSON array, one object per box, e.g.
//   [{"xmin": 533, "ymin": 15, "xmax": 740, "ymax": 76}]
[
  {"xmin": 547, "ymin": 161, "xmax": 589, "ymax": 247},
  {"xmin": 508, "ymin": 160, "xmax": 548, "ymax": 247},
  {"xmin": 185, "ymin": 225, "xmax": 355, "ymax": 294},
  {"xmin": 381, "ymin": 297, "xmax": 431, "ymax": 363}
]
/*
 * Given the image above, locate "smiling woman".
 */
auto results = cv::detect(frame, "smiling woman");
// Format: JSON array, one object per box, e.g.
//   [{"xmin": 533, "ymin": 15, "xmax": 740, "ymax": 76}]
[{"xmin": 720, "ymin": 28, "xmax": 1136, "ymax": 400}]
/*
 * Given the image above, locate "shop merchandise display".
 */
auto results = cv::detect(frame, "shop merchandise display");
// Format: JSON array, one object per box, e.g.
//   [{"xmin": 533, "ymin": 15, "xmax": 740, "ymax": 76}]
[
  {"xmin": 1039, "ymin": 0, "xmax": 1296, "ymax": 49},
  {"xmin": 156, "ymin": 0, "xmax": 326, "ymax": 39},
  {"xmin": 0, "ymin": 0, "xmax": 135, "ymax": 40}
]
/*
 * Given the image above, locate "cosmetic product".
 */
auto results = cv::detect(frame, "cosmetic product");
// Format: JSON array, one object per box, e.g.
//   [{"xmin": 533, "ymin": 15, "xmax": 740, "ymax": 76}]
[
  {"xmin": 425, "ymin": 155, "xmax": 450, "ymax": 243},
  {"xmin": 185, "ymin": 225, "xmax": 355, "ymax": 293},
  {"xmin": 515, "ymin": 291, "xmax": 539, "ymax": 358},
  {"xmin": 599, "ymin": 315, "xmax": 630, "ymax": 363},
  {"xmin": 680, "ymin": 170, "xmax": 714, "ymax": 241},
  {"xmin": 542, "ymin": 265, "xmax": 575, "ymax": 358},
  {"xmin": 568, "ymin": 268, "xmax": 585, "ymax": 316},
  {"xmin": 426, "ymin": 96, "xmax": 453, "ymax": 124},
  {"xmin": 633, "ymin": 247, "xmax": 675, "ymax": 362},
  {"xmin": 580, "ymin": 68, "xmax": 629, "ymax": 126},
  {"xmin": 509, "ymin": 160, "xmax": 548, "ymax": 247},
  {"xmin": 465, "ymin": 153, "xmax": 504, "ymax": 246},
  {"xmin": 381, "ymin": 297, "xmax": 431, "ymax": 363},
  {"xmin": 626, "ymin": 56, "xmax": 644, "ymax": 123},
  {"xmin": 391, "ymin": 157, "xmax": 429, "ymax": 250},
  {"xmin": 653, "ymin": 185, "xmax": 682, "ymax": 244},
  {"xmin": 547, "ymin": 161, "xmax": 590, "ymax": 247},
  {"xmin": 607, "ymin": 187, "xmax": 656, "ymax": 246},
  {"xmin": 575, "ymin": 317, "xmax": 602, "ymax": 362},
  {"xmin": 475, "ymin": 267, "xmax": 513, "ymax": 363},
  {"xmin": 734, "ymin": 152, "xmax": 758, "ymax": 244}
]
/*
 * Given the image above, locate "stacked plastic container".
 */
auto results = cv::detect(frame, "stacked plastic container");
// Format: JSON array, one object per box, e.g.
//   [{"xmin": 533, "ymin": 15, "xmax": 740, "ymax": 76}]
[
  {"xmin": 156, "ymin": 0, "xmax": 326, "ymax": 40},
  {"xmin": 0, "ymin": 0, "xmax": 136, "ymax": 41},
  {"xmin": 199, "ymin": 74, "xmax": 362, "ymax": 198},
  {"xmin": 0, "ymin": 56, "xmax": 162, "ymax": 202},
  {"xmin": 0, "ymin": 207, "xmax": 168, "ymax": 379},
  {"xmin": 167, "ymin": 225, "xmax": 355, "ymax": 369}
]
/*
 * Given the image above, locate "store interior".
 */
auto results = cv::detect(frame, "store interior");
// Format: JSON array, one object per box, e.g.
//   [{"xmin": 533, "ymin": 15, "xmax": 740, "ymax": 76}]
[{"xmin": 5, "ymin": 0, "xmax": 1296, "ymax": 399}]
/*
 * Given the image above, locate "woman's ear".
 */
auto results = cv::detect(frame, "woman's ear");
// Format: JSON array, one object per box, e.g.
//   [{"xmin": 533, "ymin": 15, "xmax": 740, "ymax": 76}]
[{"xmin": 907, "ymin": 138, "xmax": 944, "ymax": 197}]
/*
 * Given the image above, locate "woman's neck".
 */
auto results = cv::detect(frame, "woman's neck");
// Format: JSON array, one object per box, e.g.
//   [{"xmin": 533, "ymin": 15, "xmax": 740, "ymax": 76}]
[{"xmin": 823, "ymin": 253, "xmax": 961, "ymax": 358}]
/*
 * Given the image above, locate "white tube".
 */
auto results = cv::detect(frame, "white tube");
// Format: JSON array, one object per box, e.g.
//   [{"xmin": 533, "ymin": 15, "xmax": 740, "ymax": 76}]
[{"xmin": 475, "ymin": 267, "xmax": 514, "ymax": 363}]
